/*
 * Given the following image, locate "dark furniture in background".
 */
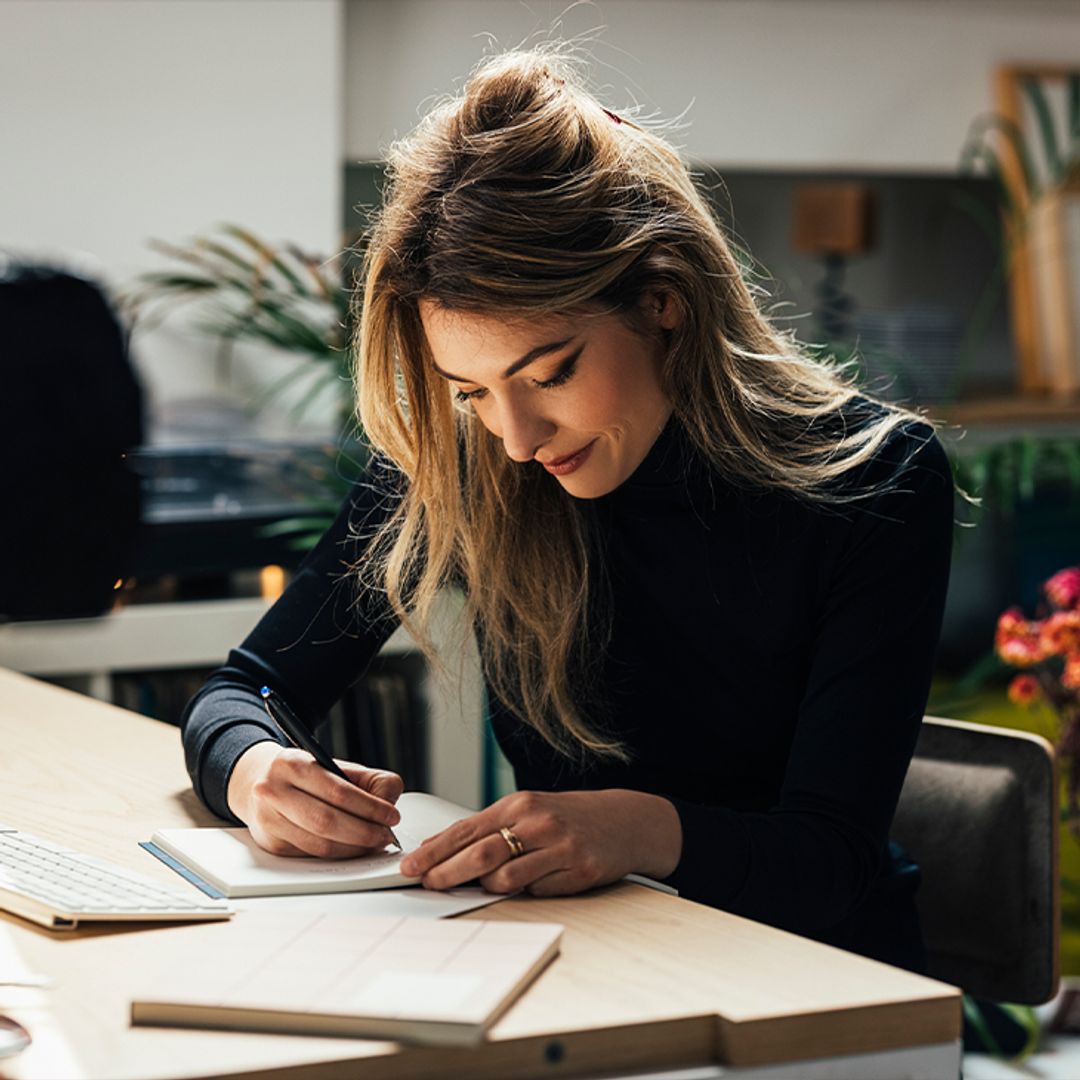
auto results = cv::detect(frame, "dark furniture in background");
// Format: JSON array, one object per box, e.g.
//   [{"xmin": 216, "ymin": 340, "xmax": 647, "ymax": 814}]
[{"xmin": 0, "ymin": 262, "xmax": 144, "ymax": 620}]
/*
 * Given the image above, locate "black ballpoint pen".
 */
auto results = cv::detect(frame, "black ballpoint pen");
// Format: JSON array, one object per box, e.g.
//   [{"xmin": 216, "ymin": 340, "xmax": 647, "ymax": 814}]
[{"xmin": 259, "ymin": 686, "xmax": 402, "ymax": 851}]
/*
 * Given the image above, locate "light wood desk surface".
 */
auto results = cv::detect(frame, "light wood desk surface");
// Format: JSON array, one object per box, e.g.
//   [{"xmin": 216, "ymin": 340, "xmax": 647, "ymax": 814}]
[{"xmin": 0, "ymin": 667, "xmax": 961, "ymax": 1080}]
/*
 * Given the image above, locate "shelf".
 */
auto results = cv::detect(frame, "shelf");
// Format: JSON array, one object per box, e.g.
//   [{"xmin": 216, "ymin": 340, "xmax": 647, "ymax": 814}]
[{"xmin": 938, "ymin": 396, "xmax": 1080, "ymax": 427}]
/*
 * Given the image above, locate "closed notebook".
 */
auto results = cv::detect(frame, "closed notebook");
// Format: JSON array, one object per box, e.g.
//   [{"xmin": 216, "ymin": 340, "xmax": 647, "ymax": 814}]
[
  {"xmin": 131, "ymin": 911, "xmax": 563, "ymax": 1046},
  {"xmin": 148, "ymin": 792, "xmax": 473, "ymax": 898}
]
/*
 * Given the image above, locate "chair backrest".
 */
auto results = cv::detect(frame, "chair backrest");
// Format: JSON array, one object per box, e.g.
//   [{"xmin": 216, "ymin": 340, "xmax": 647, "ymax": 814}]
[{"xmin": 892, "ymin": 715, "xmax": 1059, "ymax": 1005}]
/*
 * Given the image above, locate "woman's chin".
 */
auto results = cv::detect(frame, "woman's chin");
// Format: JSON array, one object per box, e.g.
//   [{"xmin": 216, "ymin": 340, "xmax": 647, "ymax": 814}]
[{"xmin": 552, "ymin": 467, "xmax": 622, "ymax": 500}]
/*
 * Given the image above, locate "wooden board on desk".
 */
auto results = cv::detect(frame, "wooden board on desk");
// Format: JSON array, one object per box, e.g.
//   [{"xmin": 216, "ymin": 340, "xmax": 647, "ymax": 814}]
[{"xmin": 0, "ymin": 667, "xmax": 961, "ymax": 1080}]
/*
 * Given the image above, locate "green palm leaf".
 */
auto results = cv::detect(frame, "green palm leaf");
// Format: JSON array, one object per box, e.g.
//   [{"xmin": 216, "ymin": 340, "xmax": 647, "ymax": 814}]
[
  {"xmin": 221, "ymin": 224, "xmax": 313, "ymax": 297},
  {"xmin": 1017, "ymin": 437, "xmax": 1040, "ymax": 502},
  {"xmin": 960, "ymin": 113, "xmax": 1041, "ymax": 204},
  {"xmin": 124, "ymin": 223, "xmax": 357, "ymax": 426},
  {"xmin": 1022, "ymin": 76, "xmax": 1064, "ymax": 184}
]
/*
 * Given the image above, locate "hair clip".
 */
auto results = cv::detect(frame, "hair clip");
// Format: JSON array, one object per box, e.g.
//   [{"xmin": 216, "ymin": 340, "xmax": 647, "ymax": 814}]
[{"xmin": 601, "ymin": 107, "xmax": 623, "ymax": 125}]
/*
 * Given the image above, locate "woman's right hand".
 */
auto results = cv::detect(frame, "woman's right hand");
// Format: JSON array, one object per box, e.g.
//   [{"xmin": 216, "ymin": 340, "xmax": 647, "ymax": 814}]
[{"xmin": 226, "ymin": 741, "xmax": 403, "ymax": 858}]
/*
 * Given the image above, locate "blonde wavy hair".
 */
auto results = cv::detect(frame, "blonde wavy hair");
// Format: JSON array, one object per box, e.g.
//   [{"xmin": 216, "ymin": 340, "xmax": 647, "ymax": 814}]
[{"xmin": 352, "ymin": 47, "xmax": 936, "ymax": 763}]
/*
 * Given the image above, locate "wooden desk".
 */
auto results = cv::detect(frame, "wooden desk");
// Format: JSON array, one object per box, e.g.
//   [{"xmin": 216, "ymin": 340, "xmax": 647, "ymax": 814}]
[{"xmin": 0, "ymin": 668, "xmax": 961, "ymax": 1080}]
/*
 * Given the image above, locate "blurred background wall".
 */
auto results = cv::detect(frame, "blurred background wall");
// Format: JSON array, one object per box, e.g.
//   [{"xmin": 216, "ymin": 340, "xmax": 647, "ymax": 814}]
[
  {"xmin": 346, "ymin": 0, "xmax": 1080, "ymax": 169},
  {"xmin": 3, "ymin": 0, "xmax": 1079, "ymax": 436},
  {"xmin": 0, "ymin": 0, "xmax": 344, "ymax": 432}
]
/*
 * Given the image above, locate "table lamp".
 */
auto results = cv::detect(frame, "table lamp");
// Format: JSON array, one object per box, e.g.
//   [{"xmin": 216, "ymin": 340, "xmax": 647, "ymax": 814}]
[{"xmin": 791, "ymin": 182, "xmax": 876, "ymax": 344}]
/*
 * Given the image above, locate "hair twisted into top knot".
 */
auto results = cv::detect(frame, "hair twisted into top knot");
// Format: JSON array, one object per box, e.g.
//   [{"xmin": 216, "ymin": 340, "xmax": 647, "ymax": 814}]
[{"xmin": 377, "ymin": 49, "xmax": 676, "ymax": 314}]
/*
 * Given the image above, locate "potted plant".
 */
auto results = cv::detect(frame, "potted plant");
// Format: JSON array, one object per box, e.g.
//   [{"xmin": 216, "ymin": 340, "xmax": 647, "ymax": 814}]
[
  {"xmin": 959, "ymin": 68, "xmax": 1080, "ymax": 397},
  {"xmin": 120, "ymin": 224, "xmax": 363, "ymax": 548}
]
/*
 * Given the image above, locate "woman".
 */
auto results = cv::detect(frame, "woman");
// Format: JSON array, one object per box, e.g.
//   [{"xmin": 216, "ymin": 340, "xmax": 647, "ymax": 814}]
[{"xmin": 182, "ymin": 49, "xmax": 954, "ymax": 974}]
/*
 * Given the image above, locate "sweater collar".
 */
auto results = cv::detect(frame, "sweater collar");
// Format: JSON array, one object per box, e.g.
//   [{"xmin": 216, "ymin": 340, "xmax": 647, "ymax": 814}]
[
  {"xmin": 597, "ymin": 414, "xmax": 721, "ymax": 512},
  {"xmin": 620, "ymin": 414, "xmax": 700, "ymax": 489}
]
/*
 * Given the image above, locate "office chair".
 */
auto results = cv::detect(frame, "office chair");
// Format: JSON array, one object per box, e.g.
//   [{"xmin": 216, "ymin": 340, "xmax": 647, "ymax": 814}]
[{"xmin": 892, "ymin": 715, "xmax": 1059, "ymax": 1005}]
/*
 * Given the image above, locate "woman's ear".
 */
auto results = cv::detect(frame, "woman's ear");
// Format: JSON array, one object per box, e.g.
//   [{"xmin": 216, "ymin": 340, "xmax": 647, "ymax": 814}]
[{"xmin": 640, "ymin": 289, "xmax": 681, "ymax": 332}]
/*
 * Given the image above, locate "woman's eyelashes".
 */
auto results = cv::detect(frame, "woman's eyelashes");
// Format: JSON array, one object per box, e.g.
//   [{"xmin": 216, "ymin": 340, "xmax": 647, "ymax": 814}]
[
  {"xmin": 453, "ymin": 348, "xmax": 582, "ymax": 404},
  {"xmin": 534, "ymin": 348, "xmax": 581, "ymax": 388},
  {"xmin": 454, "ymin": 387, "xmax": 486, "ymax": 403}
]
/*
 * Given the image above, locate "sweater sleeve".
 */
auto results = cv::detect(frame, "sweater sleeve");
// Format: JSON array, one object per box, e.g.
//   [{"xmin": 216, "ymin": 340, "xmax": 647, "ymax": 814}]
[
  {"xmin": 662, "ymin": 423, "xmax": 955, "ymax": 936},
  {"xmin": 180, "ymin": 459, "xmax": 404, "ymax": 822}
]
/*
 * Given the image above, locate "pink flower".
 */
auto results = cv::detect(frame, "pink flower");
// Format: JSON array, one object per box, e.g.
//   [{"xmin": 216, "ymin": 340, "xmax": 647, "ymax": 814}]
[
  {"xmin": 1064, "ymin": 654, "xmax": 1080, "ymax": 692},
  {"xmin": 996, "ymin": 609, "xmax": 1048, "ymax": 667},
  {"xmin": 1040, "ymin": 611, "xmax": 1080, "ymax": 657},
  {"xmin": 1045, "ymin": 567, "xmax": 1080, "ymax": 611},
  {"xmin": 1008, "ymin": 674, "xmax": 1042, "ymax": 706}
]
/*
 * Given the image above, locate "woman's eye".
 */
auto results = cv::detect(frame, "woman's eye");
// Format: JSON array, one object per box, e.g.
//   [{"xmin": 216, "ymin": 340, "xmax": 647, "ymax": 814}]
[
  {"xmin": 454, "ymin": 387, "xmax": 487, "ymax": 403},
  {"xmin": 453, "ymin": 348, "xmax": 582, "ymax": 403},
  {"xmin": 533, "ymin": 350, "xmax": 581, "ymax": 390}
]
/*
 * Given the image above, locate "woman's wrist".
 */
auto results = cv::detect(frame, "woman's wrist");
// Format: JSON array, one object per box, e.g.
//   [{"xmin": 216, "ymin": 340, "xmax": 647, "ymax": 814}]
[
  {"xmin": 225, "ymin": 740, "xmax": 282, "ymax": 822},
  {"xmin": 611, "ymin": 789, "xmax": 683, "ymax": 880}
]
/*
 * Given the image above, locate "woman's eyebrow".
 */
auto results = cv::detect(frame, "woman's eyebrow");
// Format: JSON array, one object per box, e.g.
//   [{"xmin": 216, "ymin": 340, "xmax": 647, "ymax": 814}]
[{"xmin": 432, "ymin": 337, "xmax": 576, "ymax": 383}]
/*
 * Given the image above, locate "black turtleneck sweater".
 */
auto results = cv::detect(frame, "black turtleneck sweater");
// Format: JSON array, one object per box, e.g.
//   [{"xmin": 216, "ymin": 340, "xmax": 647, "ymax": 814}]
[{"xmin": 181, "ymin": 408, "xmax": 954, "ymax": 973}]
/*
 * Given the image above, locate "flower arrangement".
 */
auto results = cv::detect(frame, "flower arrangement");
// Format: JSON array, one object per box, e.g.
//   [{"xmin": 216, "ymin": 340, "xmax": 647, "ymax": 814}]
[{"xmin": 997, "ymin": 566, "xmax": 1080, "ymax": 836}]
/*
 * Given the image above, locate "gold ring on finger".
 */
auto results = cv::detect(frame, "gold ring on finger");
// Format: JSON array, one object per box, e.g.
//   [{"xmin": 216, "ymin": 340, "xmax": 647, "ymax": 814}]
[{"xmin": 499, "ymin": 826, "xmax": 525, "ymax": 859}]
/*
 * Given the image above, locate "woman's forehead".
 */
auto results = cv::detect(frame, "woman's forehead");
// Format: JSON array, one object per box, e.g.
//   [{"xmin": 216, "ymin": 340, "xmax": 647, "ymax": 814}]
[
  {"xmin": 419, "ymin": 300, "xmax": 582, "ymax": 337},
  {"xmin": 418, "ymin": 301, "xmax": 593, "ymax": 360}
]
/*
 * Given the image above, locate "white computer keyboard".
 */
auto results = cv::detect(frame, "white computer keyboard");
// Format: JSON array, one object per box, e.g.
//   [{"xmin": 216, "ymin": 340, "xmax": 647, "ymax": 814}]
[{"xmin": 0, "ymin": 825, "xmax": 233, "ymax": 929}]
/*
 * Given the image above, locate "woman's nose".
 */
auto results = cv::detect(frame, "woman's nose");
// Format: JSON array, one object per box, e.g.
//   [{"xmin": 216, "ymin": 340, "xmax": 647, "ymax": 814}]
[{"xmin": 495, "ymin": 399, "xmax": 555, "ymax": 463}]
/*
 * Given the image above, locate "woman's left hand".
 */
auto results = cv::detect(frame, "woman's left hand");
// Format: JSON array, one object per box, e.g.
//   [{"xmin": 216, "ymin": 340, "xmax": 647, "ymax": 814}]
[{"xmin": 397, "ymin": 789, "xmax": 682, "ymax": 897}]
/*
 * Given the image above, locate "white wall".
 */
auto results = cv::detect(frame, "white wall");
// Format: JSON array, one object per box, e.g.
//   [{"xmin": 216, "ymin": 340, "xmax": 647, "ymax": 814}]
[
  {"xmin": 0, "ymin": 0, "xmax": 344, "ymax": 438},
  {"xmin": 6, "ymin": 0, "xmax": 1079, "ymax": 430},
  {"xmin": 345, "ymin": 0, "xmax": 1080, "ymax": 170}
]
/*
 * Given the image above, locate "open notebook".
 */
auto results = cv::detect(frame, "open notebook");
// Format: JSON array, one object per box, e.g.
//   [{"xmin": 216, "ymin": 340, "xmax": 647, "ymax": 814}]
[
  {"xmin": 146, "ymin": 792, "xmax": 474, "ymax": 898},
  {"xmin": 131, "ymin": 911, "xmax": 563, "ymax": 1046}
]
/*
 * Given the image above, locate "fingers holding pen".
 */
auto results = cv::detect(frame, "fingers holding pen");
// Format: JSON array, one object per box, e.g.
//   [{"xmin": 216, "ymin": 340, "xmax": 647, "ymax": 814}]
[
  {"xmin": 267, "ymin": 749, "xmax": 402, "ymax": 823},
  {"xmin": 272, "ymin": 796, "xmax": 396, "ymax": 857},
  {"xmin": 252, "ymin": 802, "xmax": 387, "ymax": 860},
  {"xmin": 251, "ymin": 749, "xmax": 401, "ymax": 854},
  {"xmin": 336, "ymin": 760, "xmax": 404, "ymax": 806},
  {"xmin": 255, "ymin": 687, "xmax": 403, "ymax": 853}
]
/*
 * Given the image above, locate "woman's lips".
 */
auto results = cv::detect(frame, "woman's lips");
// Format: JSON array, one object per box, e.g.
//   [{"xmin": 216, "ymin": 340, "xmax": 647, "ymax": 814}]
[{"xmin": 540, "ymin": 439, "xmax": 597, "ymax": 476}]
